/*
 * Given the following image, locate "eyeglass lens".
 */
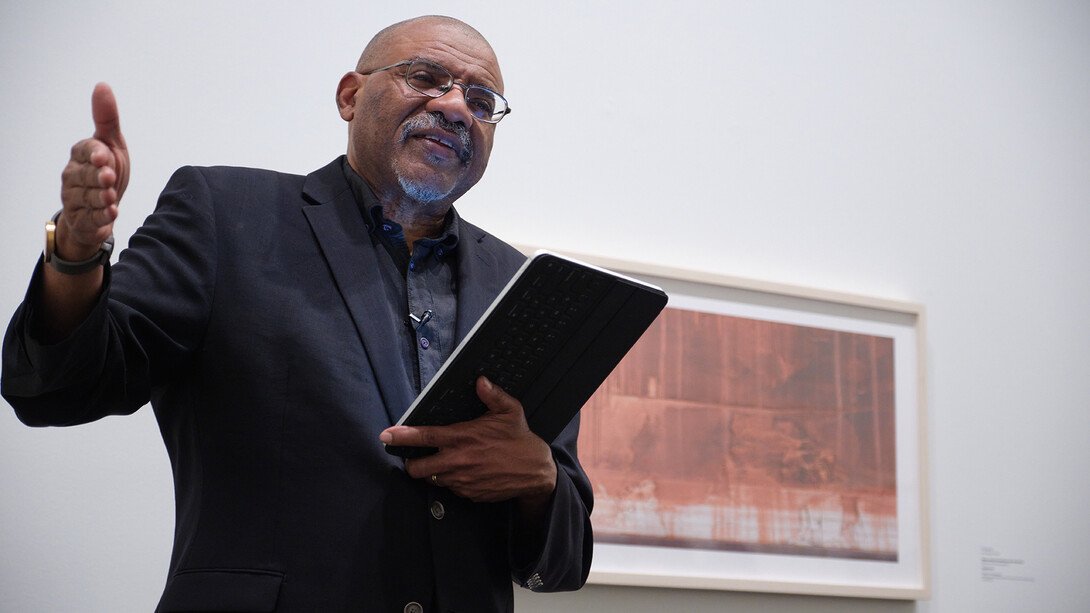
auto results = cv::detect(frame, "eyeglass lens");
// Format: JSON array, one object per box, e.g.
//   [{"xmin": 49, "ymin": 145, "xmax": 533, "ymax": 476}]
[{"xmin": 404, "ymin": 60, "xmax": 507, "ymax": 123}]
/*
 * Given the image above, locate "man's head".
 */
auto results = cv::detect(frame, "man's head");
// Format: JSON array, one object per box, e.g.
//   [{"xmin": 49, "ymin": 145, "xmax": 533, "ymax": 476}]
[{"xmin": 336, "ymin": 16, "xmax": 504, "ymax": 209}]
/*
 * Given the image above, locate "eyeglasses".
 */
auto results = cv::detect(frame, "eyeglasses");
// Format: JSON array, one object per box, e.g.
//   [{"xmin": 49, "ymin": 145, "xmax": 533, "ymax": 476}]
[{"xmin": 359, "ymin": 58, "xmax": 511, "ymax": 124}]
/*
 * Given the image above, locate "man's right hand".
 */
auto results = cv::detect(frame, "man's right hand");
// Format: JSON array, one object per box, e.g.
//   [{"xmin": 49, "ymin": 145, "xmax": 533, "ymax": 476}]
[
  {"xmin": 57, "ymin": 82, "xmax": 129, "ymax": 261},
  {"xmin": 39, "ymin": 83, "xmax": 130, "ymax": 341}
]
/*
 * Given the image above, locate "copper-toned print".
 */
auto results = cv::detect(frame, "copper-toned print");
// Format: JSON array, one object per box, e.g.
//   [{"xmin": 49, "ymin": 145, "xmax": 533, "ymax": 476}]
[{"xmin": 581, "ymin": 307, "xmax": 898, "ymax": 561}]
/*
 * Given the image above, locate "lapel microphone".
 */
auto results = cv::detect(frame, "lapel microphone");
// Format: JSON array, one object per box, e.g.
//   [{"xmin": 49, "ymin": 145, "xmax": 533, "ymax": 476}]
[{"xmin": 409, "ymin": 310, "xmax": 434, "ymax": 331}]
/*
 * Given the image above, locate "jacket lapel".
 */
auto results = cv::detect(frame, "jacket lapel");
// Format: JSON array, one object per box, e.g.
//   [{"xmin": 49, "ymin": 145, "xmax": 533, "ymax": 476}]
[
  {"xmin": 452, "ymin": 223, "xmax": 508, "ymax": 343},
  {"xmin": 300, "ymin": 159, "xmax": 415, "ymax": 426}
]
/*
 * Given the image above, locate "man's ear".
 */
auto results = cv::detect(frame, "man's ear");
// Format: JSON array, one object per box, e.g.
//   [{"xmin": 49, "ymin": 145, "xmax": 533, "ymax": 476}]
[{"xmin": 336, "ymin": 72, "xmax": 361, "ymax": 121}]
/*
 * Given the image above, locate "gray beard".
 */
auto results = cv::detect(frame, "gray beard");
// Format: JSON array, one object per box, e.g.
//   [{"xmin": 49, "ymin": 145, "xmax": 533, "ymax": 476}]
[
  {"xmin": 397, "ymin": 173, "xmax": 453, "ymax": 203},
  {"xmin": 394, "ymin": 113, "xmax": 473, "ymax": 203}
]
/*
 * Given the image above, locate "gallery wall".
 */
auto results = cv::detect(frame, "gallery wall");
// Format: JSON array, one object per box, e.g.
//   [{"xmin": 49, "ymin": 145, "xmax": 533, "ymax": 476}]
[{"xmin": 1, "ymin": 1, "xmax": 1088, "ymax": 611}]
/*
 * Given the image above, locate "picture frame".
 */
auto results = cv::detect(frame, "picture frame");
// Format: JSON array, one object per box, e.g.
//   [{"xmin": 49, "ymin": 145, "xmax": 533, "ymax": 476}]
[{"xmin": 533, "ymin": 249, "xmax": 929, "ymax": 600}]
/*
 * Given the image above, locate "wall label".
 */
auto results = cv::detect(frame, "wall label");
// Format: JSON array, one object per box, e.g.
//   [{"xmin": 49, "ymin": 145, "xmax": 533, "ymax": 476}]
[{"xmin": 980, "ymin": 546, "xmax": 1035, "ymax": 583}]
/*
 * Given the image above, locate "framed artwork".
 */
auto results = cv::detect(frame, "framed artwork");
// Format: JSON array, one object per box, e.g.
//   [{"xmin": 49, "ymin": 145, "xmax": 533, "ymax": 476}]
[{"xmin": 554, "ymin": 251, "xmax": 929, "ymax": 599}]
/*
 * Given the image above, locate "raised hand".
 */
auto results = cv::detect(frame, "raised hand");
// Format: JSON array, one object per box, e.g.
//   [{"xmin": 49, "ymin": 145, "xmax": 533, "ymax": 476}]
[
  {"xmin": 39, "ymin": 83, "xmax": 130, "ymax": 340},
  {"xmin": 57, "ymin": 82, "xmax": 129, "ymax": 260}
]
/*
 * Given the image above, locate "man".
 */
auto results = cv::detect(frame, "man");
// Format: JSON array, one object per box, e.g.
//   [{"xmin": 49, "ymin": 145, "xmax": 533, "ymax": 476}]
[{"xmin": 2, "ymin": 15, "xmax": 593, "ymax": 613}]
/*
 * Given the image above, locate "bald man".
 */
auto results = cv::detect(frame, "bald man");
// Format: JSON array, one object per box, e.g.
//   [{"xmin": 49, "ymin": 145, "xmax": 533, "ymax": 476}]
[{"xmin": 3, "ymin": 16, "xmax": 592, "ymax": 613}]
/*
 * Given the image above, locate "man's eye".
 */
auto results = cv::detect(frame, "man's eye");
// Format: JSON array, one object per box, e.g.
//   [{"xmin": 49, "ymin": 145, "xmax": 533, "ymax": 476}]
[
  {"xmin": 407, "ymin": 70, "xmax": 442, "ymax": 88},
  {"xmin": 467, "ymin": 96, "xmax": 495, "ymax": 116}
]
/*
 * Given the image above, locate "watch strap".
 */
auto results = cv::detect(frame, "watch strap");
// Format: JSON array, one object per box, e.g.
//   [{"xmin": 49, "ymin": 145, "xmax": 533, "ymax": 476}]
[{"xmin": 44, "ymin": 210, "xmax": 114, "ymax": 275}]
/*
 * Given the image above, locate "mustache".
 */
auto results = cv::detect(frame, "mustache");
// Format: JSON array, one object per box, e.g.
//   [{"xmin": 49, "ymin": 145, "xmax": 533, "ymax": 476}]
[{"xmin": 400, "ymin": 112, "xmax": 473, "ymax": 165}]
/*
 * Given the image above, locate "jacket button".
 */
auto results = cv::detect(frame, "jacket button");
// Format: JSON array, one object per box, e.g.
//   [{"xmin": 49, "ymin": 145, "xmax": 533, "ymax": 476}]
[
  {"xmin": 404, "ymin": 602, "xmax": 423, "ymax": 613},
  {"xmin": 430, "ymin": 501, "xmax": 446, "ymax": 520}
]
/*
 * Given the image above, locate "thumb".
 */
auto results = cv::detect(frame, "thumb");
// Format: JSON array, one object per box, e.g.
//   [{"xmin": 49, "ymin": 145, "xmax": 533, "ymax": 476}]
[
  {"xmin": 91, "ymin": 82, "xmax": 126, "ymax": 148},
  {"xmin": 477, "ymin": 376, "xmax": 520, "ymax": 417}
]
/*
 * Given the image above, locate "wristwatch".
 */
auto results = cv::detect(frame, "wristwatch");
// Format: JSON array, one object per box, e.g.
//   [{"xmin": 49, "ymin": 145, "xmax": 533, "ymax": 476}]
[{"xmin": 44, "ymin": 210, "xmax": 114, "ymax": 275}]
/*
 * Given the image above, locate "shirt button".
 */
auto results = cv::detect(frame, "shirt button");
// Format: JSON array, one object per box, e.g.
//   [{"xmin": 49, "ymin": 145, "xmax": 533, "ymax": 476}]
[
  {"xmin": 420, "ymin": 337, "xmax": 430, "ymax": 349},
  {"xmin": 430, "ymin": 501, "xmax": 445, "ymax": 520},
  {"xmin": 404, "ymin": 602, "xmax": 423, "ymax": 613}
]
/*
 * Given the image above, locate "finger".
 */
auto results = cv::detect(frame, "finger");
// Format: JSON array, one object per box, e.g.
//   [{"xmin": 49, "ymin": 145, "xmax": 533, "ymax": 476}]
[
  {"xmin": 61, "ymin": 184, "xmax": 100, "ymax": 208},
  {"xmin": 88, "ymin": 144, "xmax": 118, "ymax": 170},
  {"xmin": 380, "ymin": 425, "xmax": 448, "ymax": 450},
  {"xmin": 94, "ymin": 164, "xmax": 117, "ymax": 189},
  {"xmin": 91, "ymin": 83, "xmax": 126, "ymax": 149},
  {"xmin": 90, "ymin": 202, "xmax": 120, "ymax": 227},
  {"xmin": 61, "ymin": 183, "xmax": 119, "ymax": 210},
  {"xmin": 69, "ymin": 138, "xmax": 108, "ymax": 165},
  {"xmin": 68, "ymin": 149, "xmax": 119, "ymax": 196},
  {"xmin": 476, "ymin": 376, "xmax": 521, "ymax": 416},
  {"xmin": 403, "ymin": 456, "xmax": 441, "ymax": 481},
  {"xmin": 63, "ymin": 159, "xmax": 116, "ymax": 190}
]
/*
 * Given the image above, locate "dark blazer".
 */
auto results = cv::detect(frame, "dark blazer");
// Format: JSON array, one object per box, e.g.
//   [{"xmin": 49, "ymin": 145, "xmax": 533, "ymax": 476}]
[{"xmin": 2, "ymin": 158, "xmax": 594, "ymax": 612}]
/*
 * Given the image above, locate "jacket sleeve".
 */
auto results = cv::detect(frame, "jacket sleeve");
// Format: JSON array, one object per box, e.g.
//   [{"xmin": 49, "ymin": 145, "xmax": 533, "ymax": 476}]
[
  {"xmin": 1, "ymin": 166, "xmax": 218, "ymax": 426},
  {"xmin": 508, "ymin": 411, "xmax": 594, "ymax": 592}
]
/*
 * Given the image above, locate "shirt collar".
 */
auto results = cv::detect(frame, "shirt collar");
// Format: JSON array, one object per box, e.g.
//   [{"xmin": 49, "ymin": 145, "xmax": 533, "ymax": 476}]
[{"xmin": 339, "ymin": 156, "xmax": 460, "ymax": 263}]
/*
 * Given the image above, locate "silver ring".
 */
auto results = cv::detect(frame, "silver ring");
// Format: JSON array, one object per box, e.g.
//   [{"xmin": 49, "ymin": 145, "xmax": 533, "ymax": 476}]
[{"xmin": 431, "ymin": 474, "xmax": 439, "ymax": 486}]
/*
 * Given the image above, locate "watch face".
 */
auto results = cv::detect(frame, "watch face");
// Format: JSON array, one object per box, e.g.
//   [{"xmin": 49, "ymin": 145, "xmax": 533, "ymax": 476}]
[{"xmin": 45, "ymin": 219, "xmax": 57, "ymax": 262}]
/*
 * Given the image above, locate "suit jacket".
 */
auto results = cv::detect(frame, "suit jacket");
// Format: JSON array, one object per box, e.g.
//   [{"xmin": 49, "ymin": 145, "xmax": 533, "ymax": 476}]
[{"xmin": 2, "ymin": 157, "xmax": 594, "ymax": 612}]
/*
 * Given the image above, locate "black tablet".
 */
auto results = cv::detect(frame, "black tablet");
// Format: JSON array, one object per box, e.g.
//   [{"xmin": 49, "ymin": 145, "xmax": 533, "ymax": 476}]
[{"xmin": 385, "ymin": 250, "xmax": 668, "ymax": 458}]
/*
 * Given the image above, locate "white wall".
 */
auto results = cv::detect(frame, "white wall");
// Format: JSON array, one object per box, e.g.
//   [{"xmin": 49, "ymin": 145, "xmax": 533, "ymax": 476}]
[{"xmin": 2, "ymin": 1, "xmax": 1088, "ymax": 611}]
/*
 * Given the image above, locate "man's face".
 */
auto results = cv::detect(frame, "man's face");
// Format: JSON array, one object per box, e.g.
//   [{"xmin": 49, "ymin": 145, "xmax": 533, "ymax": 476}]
[{"xmin": 340, "ymin": 21, "xmax": 504, "ymax": 206}]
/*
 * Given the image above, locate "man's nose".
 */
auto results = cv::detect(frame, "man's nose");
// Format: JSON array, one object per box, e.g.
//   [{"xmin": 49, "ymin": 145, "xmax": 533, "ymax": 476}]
[{"xmin": 424, "ymin": 84, "xmax": 473, "ymax": 127}]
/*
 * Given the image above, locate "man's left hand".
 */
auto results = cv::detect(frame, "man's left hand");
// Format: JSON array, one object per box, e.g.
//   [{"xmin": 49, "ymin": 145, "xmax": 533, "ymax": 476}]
[{"xmin": 380, "ymin": 376, "xmax": 557, "ymax": 506}]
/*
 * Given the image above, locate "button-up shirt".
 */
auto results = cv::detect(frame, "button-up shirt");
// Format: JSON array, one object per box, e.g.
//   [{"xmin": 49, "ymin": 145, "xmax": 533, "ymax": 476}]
[{"xmin": 341, "ymin": 159, "xmax": 460, "ymax": 393}]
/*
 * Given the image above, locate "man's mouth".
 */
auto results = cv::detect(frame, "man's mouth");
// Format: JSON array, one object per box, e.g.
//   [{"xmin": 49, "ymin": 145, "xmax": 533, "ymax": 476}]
[
  {"xmin": 401, "ymin": 113, "xmax": 473, "ymax": 166},
  {"xmin": 416, "ymin": 131, "xmax": 460, "ymax": 154}
]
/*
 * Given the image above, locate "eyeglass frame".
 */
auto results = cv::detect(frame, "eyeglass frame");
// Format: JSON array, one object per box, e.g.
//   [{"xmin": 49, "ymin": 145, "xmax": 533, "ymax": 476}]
[{"xmin": 357, "ymin": 58, "xmax": 512, "ymax": 124}]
